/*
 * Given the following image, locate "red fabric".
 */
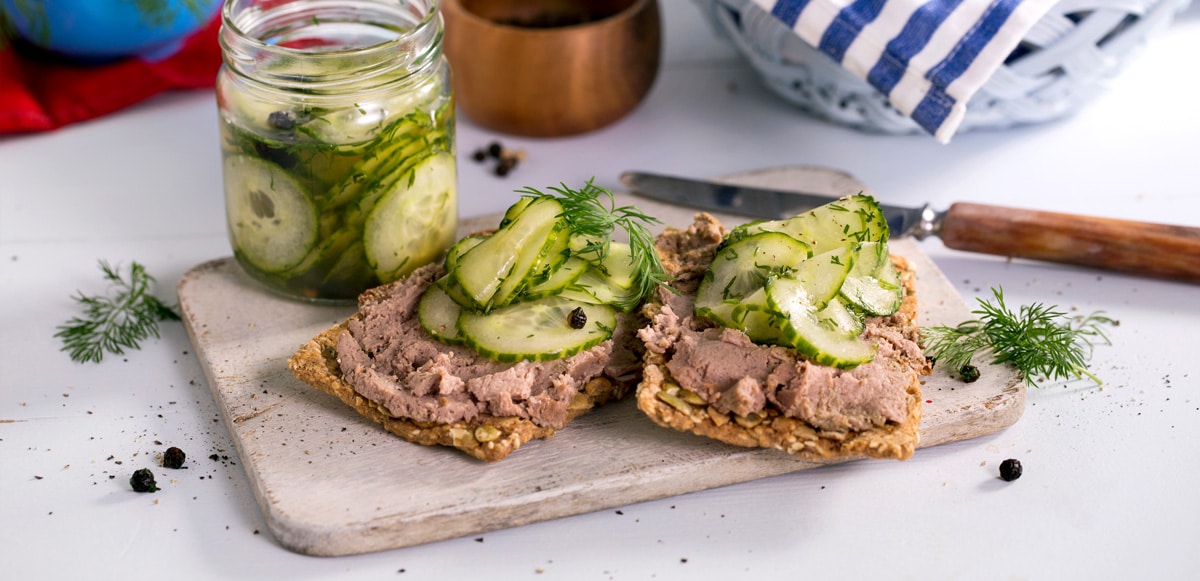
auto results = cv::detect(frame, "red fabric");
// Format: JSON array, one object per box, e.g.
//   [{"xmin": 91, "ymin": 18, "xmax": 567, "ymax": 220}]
[{"xmin": 0, "ymin": 16, "xmax": 222, "ymax": 134}]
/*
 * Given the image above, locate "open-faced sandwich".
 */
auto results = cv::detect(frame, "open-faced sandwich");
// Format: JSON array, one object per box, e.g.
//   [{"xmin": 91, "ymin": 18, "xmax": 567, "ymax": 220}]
[
  {"xmin": 636, "ymin": 196, "xmax": 931, "ymax": 461},
  {"xmin": 289, "ymin": 180, "xmax": 668, "ymax": 461}
]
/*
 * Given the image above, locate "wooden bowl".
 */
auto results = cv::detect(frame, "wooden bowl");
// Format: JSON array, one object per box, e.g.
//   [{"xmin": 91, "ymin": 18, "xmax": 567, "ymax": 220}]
[{"xmin": 442, "ymin": 0, "xmax": 661, "ymax": 137}]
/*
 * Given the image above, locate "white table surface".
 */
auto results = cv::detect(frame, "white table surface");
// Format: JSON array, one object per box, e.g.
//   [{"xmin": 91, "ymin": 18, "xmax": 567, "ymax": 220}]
[{"xmin": 3, "ymin": 2, "xmax": 1199, "ymax": 579}]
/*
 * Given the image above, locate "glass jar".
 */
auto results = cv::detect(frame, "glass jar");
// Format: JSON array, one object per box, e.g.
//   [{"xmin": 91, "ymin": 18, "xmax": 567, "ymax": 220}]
[{"xmin": 216, "ymin": 0, "xmax": 456, "ymax": 303}]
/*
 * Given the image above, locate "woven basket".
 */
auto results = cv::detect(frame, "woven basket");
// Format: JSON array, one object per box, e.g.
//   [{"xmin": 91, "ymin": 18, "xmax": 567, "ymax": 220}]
[{"xmin": 698, "ymin": 0, "xmax": 1192, "ymax": 135}]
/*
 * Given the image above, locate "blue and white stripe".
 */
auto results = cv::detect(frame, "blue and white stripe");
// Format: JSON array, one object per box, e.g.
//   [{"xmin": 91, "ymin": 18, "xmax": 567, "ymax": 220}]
[{"xmin": 751, "ymin": 0, "xmax": 1056, "ymax": 142}]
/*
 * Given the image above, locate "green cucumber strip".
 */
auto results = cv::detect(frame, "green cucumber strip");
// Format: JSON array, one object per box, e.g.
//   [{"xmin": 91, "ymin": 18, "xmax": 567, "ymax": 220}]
[
  {"xmin": 364, "ymin": 153, "xmax": 458, "ymax": 282},
  {"xmin": 562, "ymin": 268, "xmax": 641, "ymax": 313},
  {"xmin": 592, "ymin": 242, "xmax": 637, "ymax": 289},
  {"xmin": 318, "ymin": 116, "xmax": 427, "ymax": 209},
  {"xmin": 820, "ymin": 296, "xmax": 867, "ymax": 336},
  {"xmin": 279, "ymin": 225, "xmax": 357, "ymax": 279},
  {"xmin": 523, "ymin": 257, "xmax": 589, "ymax": 300},
  {"xmin": 694, "ymin": 231, "xmax": 813, "ymax": 327},
  {"xmin": 435, "ymin": 274, "xmax": 477, "ymax": 310},
  {"xmin": 498, "ymin": 221, "xmax": 571, "ymax": 307},
  {"xmin": 223, "ymin": 155, "xmax": 319, "ymax": 274},
  {"xmin": 498, "ymin": 196, "xmax": 534, "ymax": 228},
  {"xmin": 458, "ymin": 296, "xmax": 617, "ymax": 362},
  {"xmin": 840, "ymin": 241, "xmax": 903, "ymax": 316},
  {"xmin": 767, "ymin": 277, "xmax": 875, "ymax": 369},
  {"xmin": 418, "ymin": 284, "xmax": 466, "ymax": 346},
  {"xmin": 444, "ymin": 235, "xmax": 487, "ymax": 271},
  {"xmin": 453, "ymin": 197, "xmax": 565, "ymax": 310},
  {"xmin": 341, "ymin": 134, "xmax": 449, "ymax": 228},
  {"xmin": 727, "ymin": 194, "xmax": 885, "ymax": 250},
  {"xmin": 728, "ymin": 287, "xmax": 785, "ymax": 344}
]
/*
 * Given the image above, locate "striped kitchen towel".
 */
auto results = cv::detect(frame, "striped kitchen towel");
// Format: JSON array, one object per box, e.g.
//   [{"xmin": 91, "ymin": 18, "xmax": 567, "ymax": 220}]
[{"xmin": 748, "ymin": 0, "xmax": 1058, "ymax": 142}]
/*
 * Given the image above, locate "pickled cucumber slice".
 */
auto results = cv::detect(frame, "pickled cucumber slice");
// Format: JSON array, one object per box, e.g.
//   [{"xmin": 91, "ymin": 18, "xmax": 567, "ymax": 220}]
[
  {"xmin": 727, "ymin": 194, "xmax": 886, "ymax": 250},
  {"xmin": 224, "ymin": 155, "xmax": 319, "ymax": 274},
  {"xmin": 766, "ymin": 277, "xmax": 876, "ymax": 369},
  {"xmin": 418, "ymin": 283, "xmax": 466, "ymax": 346},
  {"xmin": 592, "ymin": 242, "xmax": 637, "ymax": 289},
  {"xmin": 453, "ymin": 197, "xmax": 564, "ymax": 310},
  {"xmin": 559, "ymin": 268, "xmax": 642, "ymax": 312},
  {"xmin": 839, "ymin": 241, "xmax": 903, "ymax": 316},
  {"xmin": 364, "ymin": 153, "xmax": 458, "ymax": 283},
  {"xmin": 694, "ymin": 231, "xmax": 813, "ymax": 327},
  {"xmin": 458, "ymin": 296, "xmax": 617, "ymax": 362},
  {"xmin": 523, "ymin": 257, "xmax": 588, "ymax": 300}
]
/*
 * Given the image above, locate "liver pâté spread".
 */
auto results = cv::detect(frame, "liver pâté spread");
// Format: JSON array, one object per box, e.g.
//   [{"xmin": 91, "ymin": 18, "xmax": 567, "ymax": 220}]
[{"xmin": 335, "ymin": 264, "xmax": 642, "ymax": 428}]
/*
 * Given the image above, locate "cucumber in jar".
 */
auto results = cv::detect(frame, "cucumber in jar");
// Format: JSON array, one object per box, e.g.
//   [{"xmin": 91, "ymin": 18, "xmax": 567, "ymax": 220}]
[
  {"xmin": 219, "ymin": 99, "xmax": 455, "ymax": 301},
  {"xmin": 364, "ymin": 152, "xmax": 459, "ymax": 282},
  {"xmin": 223, "ymin": 154, "xmax": 319, "ymax": 274}
]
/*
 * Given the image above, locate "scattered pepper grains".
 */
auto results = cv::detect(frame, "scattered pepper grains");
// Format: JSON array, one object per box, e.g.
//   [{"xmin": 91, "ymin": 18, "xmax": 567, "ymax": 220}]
[
  {"xmin": 999, "ymin": 458, "xmax": 1023, "ymax": 481},
  {"xmin": 471, "ymin": 140, "xmax": 525, "ymax": 177},
  {"xmin": 130, "ymin": 468, "xmax": 158, "ymax": 492},
  {"xmin": 960, "ymin": 364, "xmax": 981, "ymax": 383},
  {"xmin": 162, "ymin": 446, "xmax": 187, "ymax": 469}
]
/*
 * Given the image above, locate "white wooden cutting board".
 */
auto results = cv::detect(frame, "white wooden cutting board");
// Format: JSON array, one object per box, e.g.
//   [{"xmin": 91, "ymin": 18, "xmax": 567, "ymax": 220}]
[{"xmin": 177, "ymin": 167, "xmax": 1024, "ymax": 556}]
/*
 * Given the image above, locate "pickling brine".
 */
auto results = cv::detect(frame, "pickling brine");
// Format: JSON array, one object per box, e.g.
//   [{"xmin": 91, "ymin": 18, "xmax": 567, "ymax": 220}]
[{"xmin": 216, "ymin": 0, "xmax": 456, "ymax": 302}]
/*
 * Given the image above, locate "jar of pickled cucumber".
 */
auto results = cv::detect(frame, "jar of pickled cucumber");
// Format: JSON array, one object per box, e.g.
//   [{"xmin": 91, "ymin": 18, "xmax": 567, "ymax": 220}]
[{"xmin": 216, "ymin": 0, "xmax": 456, "ymax": 302}]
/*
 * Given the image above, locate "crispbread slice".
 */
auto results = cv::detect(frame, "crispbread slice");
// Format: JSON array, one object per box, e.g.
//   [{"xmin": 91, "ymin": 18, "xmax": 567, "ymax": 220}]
[
  {"xmin": 287, "ymin": 275, "xmax": 630, "ymax": 462},
  {"xmin": 636, "ymin": 215, "xmax": 929, "ymax": 461},
  {"xmin": 288, "ymin": 319, "xmax": 625, "ymax": 462}
]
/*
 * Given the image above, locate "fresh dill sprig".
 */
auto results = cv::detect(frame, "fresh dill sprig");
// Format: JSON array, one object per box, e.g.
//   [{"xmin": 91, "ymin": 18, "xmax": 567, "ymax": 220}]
[
  {"xmin": 55, "ymin": 261, "xmax": 181, "ymax": 364},
  {"xmin": 515, "ymin": 178, "xmax": 672, "ymax": 311},
  {"xmin": 922, "ymin": 287, "xmax": 1115, "ymax": 387}
]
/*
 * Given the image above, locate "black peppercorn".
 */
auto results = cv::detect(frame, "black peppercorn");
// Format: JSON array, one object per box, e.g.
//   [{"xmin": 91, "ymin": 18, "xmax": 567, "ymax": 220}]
[
  {"xmin": 568, "ymin": 306, "xmax": 587, "ymax": 329},
  {"xmin": 130, "ymin": 468, "xmax": 158, "ymax": 493},
  {"xmin": 162, "ymin": 446, "xmax": 186, "ymax": 469},
  {"xmin": 999, "ymin": 458, "xmax": 1022, "ymax": 481},
  {"xmin": 471, "ymin": 148, "xmax": 488, "ymax": 162},
  {"xmin": 487, "ymin": 141, "xmax": 503, "ymax": 158},
  {"xmin": 494, "ymin": 158, "xmax": 516, "ymax": 177},
  {"xmin": 960, "ymin": 364, "xmax": 980, "ymax": 383},
  {"xmin": 267, "ymin": 110, "xmax": 296, "ymax": 130}
]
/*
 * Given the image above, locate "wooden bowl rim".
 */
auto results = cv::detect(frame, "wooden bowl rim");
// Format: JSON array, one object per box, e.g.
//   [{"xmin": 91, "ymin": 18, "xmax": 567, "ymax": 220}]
[{"xmin": 443, "ymin": 0, "xmax": 657, "ymax": 35}]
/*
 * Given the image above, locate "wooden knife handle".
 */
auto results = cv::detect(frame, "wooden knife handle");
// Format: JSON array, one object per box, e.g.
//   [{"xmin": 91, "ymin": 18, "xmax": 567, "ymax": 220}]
[{"xmin": 939, "ymin": 202, "xmax": 1200, "ymax": 283}]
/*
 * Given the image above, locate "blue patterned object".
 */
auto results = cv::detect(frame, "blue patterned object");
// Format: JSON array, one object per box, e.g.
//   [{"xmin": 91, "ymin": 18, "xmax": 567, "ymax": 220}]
[
  {"xmin": 698, "ymin": 0, "xmax": 1192, "ymax": 141},
  {"xmin": 1, "ymin": 0, "xmax": 221, "ymax": 62}
]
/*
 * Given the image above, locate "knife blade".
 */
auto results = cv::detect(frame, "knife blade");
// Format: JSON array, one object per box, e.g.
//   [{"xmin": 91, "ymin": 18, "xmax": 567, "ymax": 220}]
[{"xmin": 620, "ymin": 170, "xmax": 1200, "ymax": 284}]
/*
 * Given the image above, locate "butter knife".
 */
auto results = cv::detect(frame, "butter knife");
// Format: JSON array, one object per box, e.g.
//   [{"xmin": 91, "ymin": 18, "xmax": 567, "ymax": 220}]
[{"xmin": 621, "ymin": 170, "xmax": 1200, "ymax": 284}]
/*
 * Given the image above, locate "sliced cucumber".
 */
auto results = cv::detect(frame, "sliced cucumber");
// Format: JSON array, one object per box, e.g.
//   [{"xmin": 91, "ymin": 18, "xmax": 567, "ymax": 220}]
[
  {"xmin": 444, "ymin": 234, "xmax": 487, "ymax": 271},
  {"xmin": 498, "ymin": 196, "xmax": 534, "ymax": 228},
  {"xmin": 321, "ymin": 240, "xmax": 371, "ymax": 288},
  {"xmin": 839, "ymin": 241, "xmax": 903, "ymax": 316},
  {"xmin": 321, "ymin": 128, "xmax": 425, "ymax": 210},
  {"xmin": 727, "ymin": 194, "xmax": 886, "ymax": 251},
  {"xmin": 524, "ymin": 257, "xmax": 588, "ymax": 300},
  {"xmin": 279, "ymin": 223, "xmax": 357, "ymax": 279},
  {"xmin": 766, "ymin": 277, "xmax": 876, "ymax": 369},
  {"xmin": 458, "ymin": 297, "xmax": 617, "ymax": 362},
  {"xmin": 788, "ymin": 244, "xmax": 857, "ymax": 311},
  {"xmin": 592, "ymin": 242, "xmax": 637, "ymax": 289},
  {"xmin": 363, "ymin": 153, "xmax": 458, "ymax": 282},
  {"xmin": 224, "ymin": 155, "xmax": 319, "ymax": 274},
  {"xmin": 560, "ymin": 268, "xmax": 642, "ymax": 312},
  {"xmin": 453, "ymin": 197, "xmax": 564, "ymax": 310},
  {"xmin": 694, "ymin": 231, "xmax": 812, "ymax": 327},
  {"xmin": 435, "ymin": 274, "xmax": 477, "ymax": 310},
  {"xmin": 728, "ymin": 287, "xmax": 786, "ymax": 344},
  {"xmin": 418, "ymin": 283, "xmax": 466, "ymax": 346},
  {"xmin": 342, "ymin": 134, "xmax": 450, "ymax": 229},
  {"xmin": 492, "ymin": 219, "xmax": 570, "ymax": 308}
]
